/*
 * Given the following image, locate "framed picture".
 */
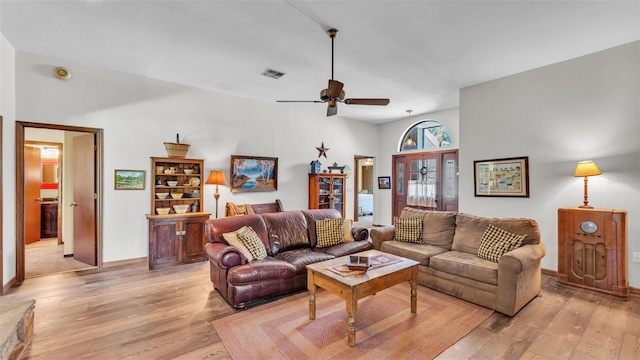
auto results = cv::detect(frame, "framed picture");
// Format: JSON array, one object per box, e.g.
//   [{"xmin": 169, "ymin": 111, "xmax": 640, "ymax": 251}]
[
  {"xmin": 474, "ymin": 156, "xmax": 529, "ymax": 197},
  {"xmin": 378, "ymin": 176, "xmax": 391, "ymax": 189},
  {"xmin": 230, "ymin": 155, "xmax": 278, "ymax": 192},
  {"xmin": 114, "ymin": 169, "xmax": 145, "ymax": 190}
]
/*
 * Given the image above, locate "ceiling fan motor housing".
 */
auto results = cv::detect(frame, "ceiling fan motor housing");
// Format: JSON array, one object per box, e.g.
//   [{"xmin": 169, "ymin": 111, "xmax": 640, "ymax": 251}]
[{"xmin": 320, "ymin": 89, "xmax": 345, "ymax": 102}]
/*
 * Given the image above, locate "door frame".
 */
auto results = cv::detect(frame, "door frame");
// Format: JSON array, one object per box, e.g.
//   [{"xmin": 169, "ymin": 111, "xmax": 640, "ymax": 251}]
[{"xmin": 15, "ymin": 121, "xmax": 104, "ymax": 283}]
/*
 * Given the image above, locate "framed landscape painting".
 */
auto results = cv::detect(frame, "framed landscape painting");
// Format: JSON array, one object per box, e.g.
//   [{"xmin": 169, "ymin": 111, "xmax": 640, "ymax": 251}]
[
  {"xmin": 474, "ymin": 156, "xmax": 529, "ymax": 197},
  {"xmin": 230, "ymin": 155, "xmax": 278, "ymax": 192},
  {"xmin": 114, "ymin": 169, "xmax": 145, "ymax": 190}
]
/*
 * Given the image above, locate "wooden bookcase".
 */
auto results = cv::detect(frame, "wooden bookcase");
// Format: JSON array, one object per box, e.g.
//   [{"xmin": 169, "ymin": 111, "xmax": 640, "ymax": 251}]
[
  {"xmin": 146, "ymin": 157, "xmax": 210, "ymax": 270},
  {"xmin": 309, "ymin": 173, "xmax": 346, "ymax": 218},
  {"xmin": 557, "ymin": 207, "xmax": 629, "ymax": 297}
]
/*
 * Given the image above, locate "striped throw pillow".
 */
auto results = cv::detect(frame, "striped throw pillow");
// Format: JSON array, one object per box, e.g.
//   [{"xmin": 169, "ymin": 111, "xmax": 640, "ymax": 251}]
[
  {"xmin": 477, "ymin": 224, "xmax": 526, "ymax": 262},
  {"xmin": 236, "ymin": 226, "xmax": 268, "ymax": 260},
  {"xmin": 316, "ymin": 218, "xmax": 345, "ymax": 248},
  {"xmin": 393, "ymin": 217, "xmax": 423, "ymax": 243}
]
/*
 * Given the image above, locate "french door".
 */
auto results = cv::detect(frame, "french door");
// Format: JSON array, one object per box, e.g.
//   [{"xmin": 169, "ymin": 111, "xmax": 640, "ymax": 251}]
[{"xmin": 392, "ymin": 149, "xmax": 458, "ymax": 218}]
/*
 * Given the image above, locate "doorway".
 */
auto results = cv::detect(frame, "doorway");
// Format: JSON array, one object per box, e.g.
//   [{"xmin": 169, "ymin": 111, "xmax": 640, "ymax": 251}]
[
  {"xmin": 354, "ymin": 156, "xmax": 375, "ymax": 223},
  {"xmin": 16, "ymin": 121, "xmax": 104, "ymax": 282}
]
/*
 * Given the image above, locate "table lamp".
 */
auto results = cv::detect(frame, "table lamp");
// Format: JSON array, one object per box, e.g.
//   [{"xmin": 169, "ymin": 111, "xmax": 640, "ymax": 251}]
[
  {"xmin": 574, "ymin": 161, "xmax": 601, "ymax": 209},
  {"xmin": 206, "ymin": 170, "xmax": 228, "ymax": 218}
]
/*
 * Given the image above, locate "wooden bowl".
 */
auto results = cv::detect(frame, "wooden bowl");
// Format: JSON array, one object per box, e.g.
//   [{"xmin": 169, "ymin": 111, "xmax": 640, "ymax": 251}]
[{"xmin": 170, "ymin": 193, "xmax": 183, "ymax": 199}]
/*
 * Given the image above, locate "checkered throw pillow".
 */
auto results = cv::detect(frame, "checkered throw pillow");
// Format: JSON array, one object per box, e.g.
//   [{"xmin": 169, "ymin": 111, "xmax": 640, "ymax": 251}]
[
  {"xmin": 316, "ymin": 218, "xmax": 345, "ymax": 248},
  {"xmin": 236, "ymin": 226, "xmax": 268, "ymax": 260},
  {"xmin": 223, "ymin": 227, "xmax": 254, "ymax": 261},
  {"xmin": 477, "ymin": 224, "xmax": 527, "ymax": 262},
  {"xmin": 393, "ymin": 217, "xmax": 423, "ymax": 243}
]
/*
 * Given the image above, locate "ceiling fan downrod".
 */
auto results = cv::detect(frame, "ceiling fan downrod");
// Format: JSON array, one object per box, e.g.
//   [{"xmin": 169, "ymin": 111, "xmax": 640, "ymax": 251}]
[{"xmin": 327, "ymin": 29, "xmax": 339, "ymax": 80}]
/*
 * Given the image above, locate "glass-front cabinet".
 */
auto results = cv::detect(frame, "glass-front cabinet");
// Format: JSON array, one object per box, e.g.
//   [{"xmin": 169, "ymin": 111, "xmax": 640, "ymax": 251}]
[{"xmin": 309, "ymin": 173, "xmax": 346, "ymax": 217}]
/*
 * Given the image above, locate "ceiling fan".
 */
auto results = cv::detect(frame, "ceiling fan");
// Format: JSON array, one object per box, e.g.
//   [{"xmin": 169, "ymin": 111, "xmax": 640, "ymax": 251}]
[{"xmin": 277, "ymin": 28, "xmax": 390, "ymax": 117}]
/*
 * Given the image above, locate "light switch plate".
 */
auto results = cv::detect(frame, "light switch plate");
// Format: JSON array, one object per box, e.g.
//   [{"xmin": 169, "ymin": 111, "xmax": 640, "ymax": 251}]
[{"xmin": 633, "ymin": 252, "xmax": 640, "ymax": 263}]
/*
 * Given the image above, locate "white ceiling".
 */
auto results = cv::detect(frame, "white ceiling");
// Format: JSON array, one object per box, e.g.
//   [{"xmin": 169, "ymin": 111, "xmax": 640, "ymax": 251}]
[{"xmin": 1, "ymin": 1, "xmax": 639, "ymax": 124}]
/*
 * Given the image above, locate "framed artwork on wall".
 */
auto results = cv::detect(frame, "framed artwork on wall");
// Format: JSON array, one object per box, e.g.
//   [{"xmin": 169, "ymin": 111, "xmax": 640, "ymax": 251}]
[
  {"xmin": 230, "ymin": 155, "xmax": 278, "ymax": 192},
  {"xmin": 473, "ymin": 156, "xmax": 529, "ymax": 197},
  {"xmin": 114, "ymin": 169, "xmax": 145, "ymax": 190},
  {"xmin": 378, "ymin": 176, "xmax": 391, "ymax": 189}
]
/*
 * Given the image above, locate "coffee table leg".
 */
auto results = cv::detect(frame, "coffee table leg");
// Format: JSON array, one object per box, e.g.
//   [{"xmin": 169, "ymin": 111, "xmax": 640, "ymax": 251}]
[
  {"xmin": 347, "ymin": 294, "xmax": 357, "ymax": 346},
  {"xmin": 308, "ymin": 271, "xmax": 316, "ymax": 320},
  {"xmin": 410, "ymin": 266, "xmax": 418, "ymax": 313}
]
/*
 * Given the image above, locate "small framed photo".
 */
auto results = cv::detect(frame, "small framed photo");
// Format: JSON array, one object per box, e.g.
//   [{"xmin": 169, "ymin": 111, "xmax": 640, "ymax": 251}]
[
  {"xmin": 114, "ymin": 169, "xmax": 145, "ymax": 190},
  {"xmin": 473, "ymin": 156, "xmax": 529, "ymax": 197},
  {"xmin": 378, "ymin": 176, "xmax": 391, "ymax": 189}
]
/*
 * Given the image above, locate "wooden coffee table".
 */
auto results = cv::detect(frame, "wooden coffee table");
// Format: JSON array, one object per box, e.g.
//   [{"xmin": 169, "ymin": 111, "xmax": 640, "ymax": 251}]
[{"xmin": 306, "ymin": 249, "xmax": 419, "ymax": 347}]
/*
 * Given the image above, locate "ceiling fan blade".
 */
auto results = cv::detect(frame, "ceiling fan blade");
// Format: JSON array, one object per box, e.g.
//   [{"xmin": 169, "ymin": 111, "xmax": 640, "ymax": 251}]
[
  {"xmin": 344, "ymin": 98, "xmax": 390, "ymax": 106},
  {"xmin": 276, "ymin": 100, "xmax": 324, "ymax": 103},
  {"xmin": 327, "ymin": 79, "xmax": 344, "ymax": 99},
  {"xmin": 327, "ymin": 101, "xmax": 338, "ymax": 116}
]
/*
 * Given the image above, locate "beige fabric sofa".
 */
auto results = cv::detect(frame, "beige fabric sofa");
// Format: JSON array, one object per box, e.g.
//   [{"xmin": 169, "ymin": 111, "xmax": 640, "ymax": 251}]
[{"xmin": 370, "ymin": 208, "xmax": 546, "ymax": 316}]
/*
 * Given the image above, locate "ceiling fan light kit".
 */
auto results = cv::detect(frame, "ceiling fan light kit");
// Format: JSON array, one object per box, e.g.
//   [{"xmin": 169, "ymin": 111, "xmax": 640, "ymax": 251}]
[{"xmin": 277, "ymin": 28, "xmax": 390, "ymax": 116}]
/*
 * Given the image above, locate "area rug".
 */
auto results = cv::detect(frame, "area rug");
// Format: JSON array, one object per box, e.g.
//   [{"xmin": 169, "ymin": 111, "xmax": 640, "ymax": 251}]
[{"xmin": 212, "ymin": 283, "xmax": 493, "ymax": 359}]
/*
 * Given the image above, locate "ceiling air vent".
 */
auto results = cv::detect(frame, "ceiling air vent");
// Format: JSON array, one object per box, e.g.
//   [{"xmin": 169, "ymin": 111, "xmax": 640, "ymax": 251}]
[{"xmin": 262, "ymin": 68, "xmax": 286, "ymax": 79}]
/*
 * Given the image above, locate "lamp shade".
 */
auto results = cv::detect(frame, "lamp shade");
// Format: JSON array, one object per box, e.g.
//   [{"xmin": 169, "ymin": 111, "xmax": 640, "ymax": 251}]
[
  {"xmin": 574, "ymin": 161, "xmax": 602, "ymax": 177},
  {"xmin": 206, "ymin": 170, "xmax": 228, "ymax": 185}
]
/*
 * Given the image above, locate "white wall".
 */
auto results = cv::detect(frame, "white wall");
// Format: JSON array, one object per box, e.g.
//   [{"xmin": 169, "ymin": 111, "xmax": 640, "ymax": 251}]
[
  {"xmin": 11, "ymin": 51, "xmax": 379, "ymax": 266},
  {"xmin": 1, "ymin": 32, "xmax": 17, "ymax": 286},
  {"xmin": 459, "ymin": 41, "xmax": 640, "ymax": 287}
]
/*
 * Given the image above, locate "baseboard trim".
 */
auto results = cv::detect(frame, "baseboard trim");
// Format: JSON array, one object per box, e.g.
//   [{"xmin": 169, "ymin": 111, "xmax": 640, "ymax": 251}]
[
  {"xmin": 542, "ymin": 267, "xmax": 639, "ymax": 297},
  {"xmin": 2, "ymin": 276, "xmax": 17, "ymax": 295},
  {"xmin": 103, "ymin": 257, "xmax": 147, "ymax": 268}
]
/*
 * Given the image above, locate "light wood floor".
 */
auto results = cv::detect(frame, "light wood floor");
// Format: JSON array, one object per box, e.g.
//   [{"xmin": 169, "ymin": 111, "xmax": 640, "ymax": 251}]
[{"xmin": 1, "ymin": 260, "xmax": 638, "ymax": 360}]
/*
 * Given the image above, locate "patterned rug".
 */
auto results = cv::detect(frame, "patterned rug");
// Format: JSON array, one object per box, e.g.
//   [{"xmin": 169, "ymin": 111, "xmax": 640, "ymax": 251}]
[{"xmin": 212, "ymin": 282, "xmax": 493, "ymax": 359}]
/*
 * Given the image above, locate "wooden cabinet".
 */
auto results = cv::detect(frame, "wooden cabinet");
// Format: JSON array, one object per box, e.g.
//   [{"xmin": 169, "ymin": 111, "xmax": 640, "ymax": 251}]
[
  {"xmin": 309, "ymin": 173, "xmax": 346, "ymax": 217},
  {"xmin": 150, "ymin": 157, "xmax": 205, "ymax": 215},
  {"xmin": 40, "ymin": 202, "xmax": 58, "ymax": 238},
  {"xmin": 557, "ymin": 207, "xmax": 629, "ymax": 297},
  {"xmin": 147, "ymin": 213, "xmax": 210, "ymax": 270},
  {"xmin": 147, "ymin": 157, "xmax": 210, "ymax": 270}
]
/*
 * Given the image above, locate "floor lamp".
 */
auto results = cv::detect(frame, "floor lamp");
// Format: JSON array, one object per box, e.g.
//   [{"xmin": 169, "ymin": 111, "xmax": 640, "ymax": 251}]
[
  {"xmin": 206, "ymin": 170, "xmax": 228, "ymax": 218},
  {"xmin": 574, "ymin": 160, "xmax": 601, "ymax": 209}
]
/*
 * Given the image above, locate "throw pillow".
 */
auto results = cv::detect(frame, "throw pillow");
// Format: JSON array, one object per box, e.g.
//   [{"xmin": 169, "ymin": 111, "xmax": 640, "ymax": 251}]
[
  {"xmin": 343, "ymin": 219, "xmax": 355, "ymax": 242},
  {"xmin": 477, "ymin": 224, "xmax": 527, "ymax": 262},
  {"xmin": 223, "ymin": 227, "xmax": 254, "ymax": 261},
  {"xmin": 316, "ymin": 218, "xmax": 345, "ymax": 248},
  {"xmin": 393, "ymin": 217, "xmax": 423, "ymax": 243},
  {"xmin": 236, "ymin": 226, "xmax": 268, "ymax": 260}
]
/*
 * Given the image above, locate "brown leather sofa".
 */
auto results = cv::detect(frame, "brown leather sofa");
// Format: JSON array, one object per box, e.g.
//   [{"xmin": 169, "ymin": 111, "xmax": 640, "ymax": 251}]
[{"xmin": 204, "ymin": 209, "xmax": 373, "ymax": 309}]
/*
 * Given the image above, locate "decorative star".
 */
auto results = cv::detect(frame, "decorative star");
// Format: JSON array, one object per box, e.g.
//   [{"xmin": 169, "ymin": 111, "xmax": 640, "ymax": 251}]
[{"xmin": 316, "ymin": 142, "xmax": 330, "ymax": 158}]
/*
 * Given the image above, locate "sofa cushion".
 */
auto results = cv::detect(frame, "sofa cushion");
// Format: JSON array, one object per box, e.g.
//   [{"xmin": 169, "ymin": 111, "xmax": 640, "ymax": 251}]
[
  {"xmin": 477, "ymin": 224, "xmax": 526, "ymax": 262},
  {"xmin": 262, "ymin": 211, "xmax": 310, "ymax": 251},
  {"xmin": 429, "ymin": 251, "xmax": 498, "ymax": 285},
  {"xmin": 223, "ymin": 227, "xmax": 254, "ymax": 261},
  {"xmin": 237, "ymin": 226, "xmax": 268, "ymax": 260},
  {"xmin": 452, "ymin": 213, "xmax": 541, "ymax": 254},
  {"xmin": 316, "ymin": 218, "xmax": 345, "ymax": 247},
  {"xmin": 401, "ymin": 208, "xmax": 457, "ymax": 250},
  {"xmin": 380, "ymin": 241, "xmax": 448, "ymax": 266},
  {"xmin": 274, "ymin": 248, "xmax": 335, "ymax": 274},
  {"xmin": 393, "ymin": 217, "xmax": 423, "ymax": 243},
  {"xmin": 314, "ymin": 239, "xmax": 374, "ymax": 257},
  {"xmin": 301, "ymin": 209, "xmax": 343, "ymax": 247},
  {"xmin": 227, "ymin": 257, "xmax": 297, "ymax": 285}
]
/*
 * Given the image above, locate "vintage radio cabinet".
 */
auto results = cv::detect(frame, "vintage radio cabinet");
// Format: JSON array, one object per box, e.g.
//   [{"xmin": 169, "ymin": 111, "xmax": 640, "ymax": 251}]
[{"xmin": 557, "ymin": 207, "xmax": 628, "ymax": 297}]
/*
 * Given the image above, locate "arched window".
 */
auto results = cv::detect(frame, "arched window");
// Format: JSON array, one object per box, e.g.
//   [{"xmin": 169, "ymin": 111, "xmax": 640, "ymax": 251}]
[{"xmin": 399, "ymin": 120, "xmax": 452, "ymax": 152}]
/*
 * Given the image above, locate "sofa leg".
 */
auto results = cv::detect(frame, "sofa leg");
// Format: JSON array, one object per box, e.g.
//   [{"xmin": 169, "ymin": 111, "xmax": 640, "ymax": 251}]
[{"xmin": 234, "ymin": 303, "xmax": 248, "ymax": 310}]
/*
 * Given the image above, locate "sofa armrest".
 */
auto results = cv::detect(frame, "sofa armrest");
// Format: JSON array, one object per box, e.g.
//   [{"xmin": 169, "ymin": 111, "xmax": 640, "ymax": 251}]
[
  {"xmin": 369, "ymin": 226, "xmax": 395, "ymax": 250},
  {"xmin": 499, "ymin": 242, "xmax": 547, "ymax": 274},
  {"xmin": 352, "ymin": 227, "xmax": 369, "ymax": 241},
  {"xmin": 204, "ymin": 242, "xmax": 246, "ymax": 270}
]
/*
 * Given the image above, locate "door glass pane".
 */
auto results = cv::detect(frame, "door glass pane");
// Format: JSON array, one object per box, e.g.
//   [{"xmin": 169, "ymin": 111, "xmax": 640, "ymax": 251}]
[
  {"xmin": 407, "ymin": 158, "xmax": 437, "ymax": 208},
  {"xmin": 444, "ymin": 159, "xmax": 456, "ymax": 199}
]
